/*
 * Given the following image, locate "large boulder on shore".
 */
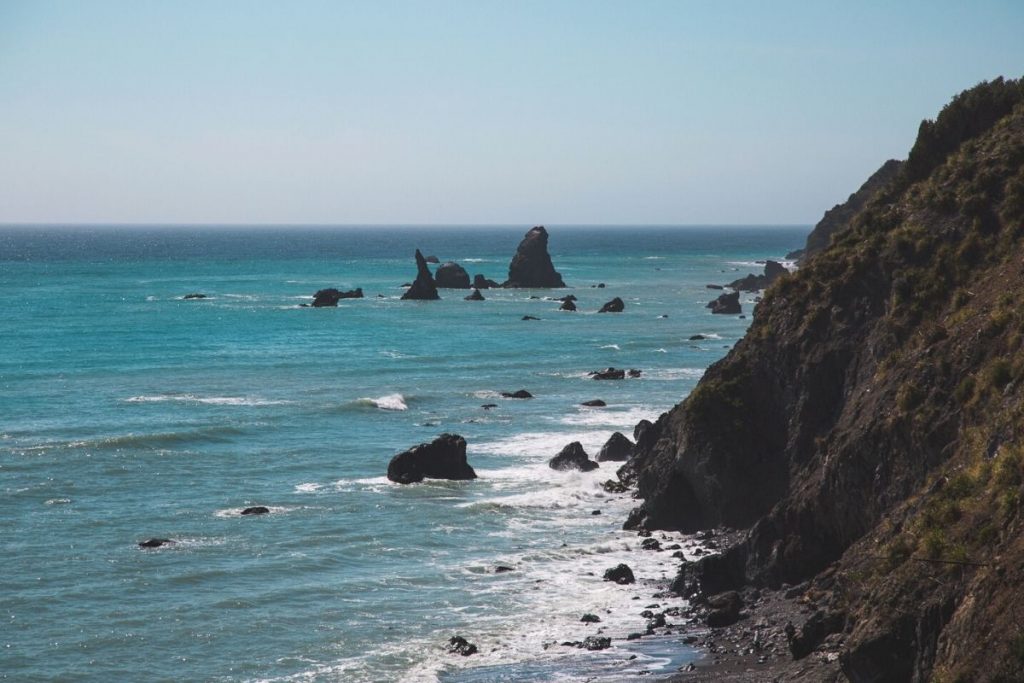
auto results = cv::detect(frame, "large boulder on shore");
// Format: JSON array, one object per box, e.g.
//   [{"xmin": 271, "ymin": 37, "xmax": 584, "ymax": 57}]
[
  {"xmin": 549, "ymin": 442, "xmax": 599, "ymax": 471},
  {"xmin": 387, "ymin": 433, "xmax": 476, "ymax": 484},
  {"xmin": 503, "ymin": 226, "xmax": 566, "ymax": 288},
  {"xmin": 436, "ymin": 262, "xmax": 471, "ymax": 289},
  {"xmin": 597, "ymin": 432, "xmax": 634, "ymax": 461},
  {"xmin": 707, "ymin": 291, "xmax": 741, "ymax": 314},
  {"xmin": 473, "ymin": 274, "xmax": 500, "ymax": 289},
  {"xmin": 401, "ymin": 250, "xmax": 441, "ymax": 300}
]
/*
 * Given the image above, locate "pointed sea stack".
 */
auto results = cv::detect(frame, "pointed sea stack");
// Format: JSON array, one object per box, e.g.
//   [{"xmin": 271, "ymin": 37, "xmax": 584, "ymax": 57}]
[
  {"xmin": 503, "ymin": 226, "xmax": 566, "ymax": 288},
  {"xmin": 401, "ymin": 250, "xmax": 440, "ymax": 300}
]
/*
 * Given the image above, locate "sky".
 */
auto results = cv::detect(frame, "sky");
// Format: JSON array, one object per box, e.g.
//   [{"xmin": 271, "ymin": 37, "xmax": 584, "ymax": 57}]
[{"xmin": 0, "ymin": 1, "xmax": 1022, "ymax": 226}]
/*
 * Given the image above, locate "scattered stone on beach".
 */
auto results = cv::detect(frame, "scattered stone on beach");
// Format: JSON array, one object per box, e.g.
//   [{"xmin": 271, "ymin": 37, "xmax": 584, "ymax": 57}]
[
  {"xmin": 182, "ymin": 293, "xmax": 207, "ymax": 299},
  {"xmin": 503, "ymin": 226, "xmax": 566, "ymax": 288},
  {"xmin": 689, "ymin": 334, "xmax": 706, "ymax": 341},
  {"xmin": 559, "ymin": 299, "xmax": 577, "ymax": 311},
  {"xmin": 581, "ymin": 399, "xmax": 606, "ymax": 407},
  {"xmin": 447, "ymin": 636, "xmax": 478, "ymax": 656},
  {"xmin": 549, "ymin": 441, "xmax": 599, "ymax": 472},
  {"xmin": 501, "ymin": 389, "xmax": 533, "ymax": 399},
  {"xmin": 424, "ymin": 255, "xmax": 440, "ymax": 264},
  {"xmin": 603, "ymin": 564, "xmax": 636, "ymax": 585},
  {"xmin": 707, "ymin": 291, "xmax": 741, "ymax": 314},
  {"xmin": 435, "ymin": 262, "xmax": 471, "ymax": 289},
  {"xmin": 464, "ymin": 288, "xmax": 485, "ymax": 301},
  {"xmin": 597, "ymin": 431, "xmax": 634, "ymax": 462},
  {"xmin": 522, "ymin": 315, "xmax": 540, "ymax": 321},
  {"xmin": 591, "ymin": 367, "xmax": 625, "ymax": 380},
  {"xmin": 241, "ymin": 506, "xmax": 270, "ymax": 515},
  {"xmin": 138, "ymin": 538, "xmax": 174, "ymax": 548},
  {"xmin": 311, "ymin": 287, "xmax": 363, "ymax": 307},
  {"xmin": 481, "ymin": 403, "xmax": 498, "ymax": 409},
  {"xmin": 401, "ymin": 250, "xmax": 441, "ymax": 300},
  {"xmin": 601, "ymin": 479, "xmax": 629, "ymax": 494},
  {"xmin": 598, "ymin": 297, "xmax": 624, "ymax": 313},
  {"xmin": 386, "ymin": 433, "xmax": 477, "ymax": 484},
  {"xmin": 581, "ymin": 613, "xmax": 602, "ymax": 623},
  {"xmin": 473, "ymin": 274, "xmax": 500, "ymax": 289},
  {"xmin": 580, "ymin": 636, "xmax": 611, "ymax": 651}
]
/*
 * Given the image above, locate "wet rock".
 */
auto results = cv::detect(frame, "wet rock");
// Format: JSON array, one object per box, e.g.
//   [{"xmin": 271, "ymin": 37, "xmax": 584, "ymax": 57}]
[
  {"xmin": 591, "ymin": 509, "xmax": 601, "ymax": 515},
  {"xmin": 582, "ymin": 636, "xmax": 611, "ymax": 651},
  {"xmin": 138, "ymin": 538, "xmax": 174, "ymax": 548},
  {"xmin": 521, "ymin": 315, "xmax": 540, "ymax": 321},
  {"xmin": 401, "ymin": 250, "xmax": 440, "ymax": 300},
  {"xmin": 311, "ymin": 287, "xmax": 363, "ymax": 306},
  {"xmin": 182, "ymin": 293, "xmax": 207, "ymax": 299},
  {"xmin": 597, "ymin": 432, "xmax": 634, "ymax": 462},
  {"xmin": 581, "ymin": 613, "xmax": 602, "ymax": 623},
  {"xmin": 481, "ymin": 403, "xmax": 498, "ymax": 409},
  {"xmin": 705, "ymin": 284, "xmax": 724, "ymax": 290},
  {"xmin": 641, "ymin": 538, "xmax": 662, "ymax": 551},
  {"xmin": 591, "ymin": 367, "xmax": 625, "ymax": 380},
  {"xmin": 424, "ymin": 254, "xmax": 440, "ymax": 264},
  {"xmin": 549, "ymin": 442, "xmax": 599, "ymax": 472},
  {"xmin": 598, "ymin": 297, "xmax": 625, "ymax": 313},
  {"xmin": 473, "ymin": 274, "xmax": 500, "ymax": 289},
  {"xmin": 503, "ymin": 226, "xmax": 566, "ymax": 288},
  {"xmin": 495, "ymin": 565, "xmax": 514, "ymax": 573},
  {"xmin": 581, "ymin": 399, "xmax": 606, "ymax": 407},
  {"xmin": 560, "ymin": 294, "xmax": 578, "ymax": 302},
  {"xmin": 447, "ymin": 636, "xmax": 478, "ymax": 656},
  {"xmin": 707, "ymin": 291, "xmax": 741, "ymax": 314},
  {"xmin": 689, "ymin": 334, "xmax": 706, "ymax": 341},
  {"xmin": 464, "ymin": 288, "xmax": 485, "ymax": 301},
  {"xmin": 559, "ymin": 299, "xmax": 577, "ymax": 311},
  {"xmin": 601, "ymin": 479, "xmax": 629, "ymax": 494},
  {"xmin": 501, "ymin": 390, "xmax": 533, "ymax": 399},
  {"xmin": 387, "ymin": 433, "xmax": 477, "ymax": 484},
  {"xmin": 436, "ymin": 262, "xmax": 471, "ymax": 289},
  {"xmin": 241, "ymin": 506, "xmax": 270, "ymax": 515},
  {"xmin": 603, "ymin": 563, "xmax": 636, "ymax": 585},
  {"xmin": 627, "ymin": 369, "xmax": 642, "ymax": 378},
  {"xmin": 633, "ymin": 419, "xmax": 654, "ymax": 442}
]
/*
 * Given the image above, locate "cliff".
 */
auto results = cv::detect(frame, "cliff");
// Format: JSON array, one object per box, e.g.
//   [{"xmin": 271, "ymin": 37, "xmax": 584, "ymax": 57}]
[{"xmin": 625, "ymin": 77, "xmax": 1024, "ymax": 681}]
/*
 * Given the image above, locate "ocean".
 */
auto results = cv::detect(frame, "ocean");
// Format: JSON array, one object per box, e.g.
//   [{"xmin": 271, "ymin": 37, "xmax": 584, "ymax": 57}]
[{"xmin": 0, "ymin": 225, "xmax": 805, "ymax": 682}]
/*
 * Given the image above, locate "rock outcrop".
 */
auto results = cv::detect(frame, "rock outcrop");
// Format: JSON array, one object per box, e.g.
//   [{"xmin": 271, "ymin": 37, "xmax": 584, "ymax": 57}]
[
  {"xmin": 706, "ymin": 291, "xmax": 740, "ymax": 314},
  {"xmin": 435, "ymin": 262, "xmax": 471, "ymax": 289},
  {"xmin": 726, "ymin": 260, "xmax": 789, "ymax": 292},
  {"xmin": 473, "ymin": 274, "xmax": 500, "ymax": 289},
  {"xmin": 464, "ymin": 288, "xmax": 485, "ymax": 301},
  {"xmin": 598, "ymin": 297, "xmax": 624, "ymax": 313},
  {"xmin": 311, "ymin": 288, "xmax": 363, "ymax": 306},
  {"xmin": 597, "ymin": 432, "xmax": 634, "ymax": 461},
  {"xmin": 387, "ymin": 433, "xmax": 477, "ymax": 484},
  {"xmin": 401, "ymin": 250, "xmax": 440, "ymax": 300},
  {"xmin": 625, "ymin": 78, "xmax": 1024, "ymax": 681},
  {"xmin": 503, "ymin": 226, "xmax": 566, "ymax": 288},
  {"xmin": 559, "ymin": 299, "xmax": 577, "ymax": 311},
  {"xmin": 549, "ymin": 442, "xmax": 598, "ymax": 471}
]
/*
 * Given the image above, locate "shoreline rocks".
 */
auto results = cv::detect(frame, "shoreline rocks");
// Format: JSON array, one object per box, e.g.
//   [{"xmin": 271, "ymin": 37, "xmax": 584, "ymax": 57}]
[
  {"xmin": 603, "ymin": 563, "xmax": 635, "ymax": 585},
  {"xmin": 707, "ymin": 291, "xmax": 741, "ymax": 314},
  {"xmin": 597, "ymin": 432, "xmax": 634, "ymax": 462},
  {"xmin": 549, "ymin": 442, "xmax": 599, "ymax": 471},
  {"xmin": 387, "ymin": 433, "xmax": 477, "ymax": 484},
  {"xmin": 401, "ymin": 250, "xmax": 441, "ymax": 300},
  {"xmin": 503, "ymin": 226, "xmax": 566, "ymax": 288}
]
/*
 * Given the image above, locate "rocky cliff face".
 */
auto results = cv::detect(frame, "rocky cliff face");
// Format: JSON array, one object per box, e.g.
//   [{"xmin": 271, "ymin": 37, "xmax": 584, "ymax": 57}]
[{"xmin": 625, "ymin": 77, "xmax": 1024, "ymax": 681}]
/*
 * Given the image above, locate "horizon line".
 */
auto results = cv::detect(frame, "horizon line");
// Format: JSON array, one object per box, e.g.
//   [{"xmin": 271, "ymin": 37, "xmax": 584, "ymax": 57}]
[{"xmin": 0, "ymin": 222, "xmax": 813, "ymax": 229}]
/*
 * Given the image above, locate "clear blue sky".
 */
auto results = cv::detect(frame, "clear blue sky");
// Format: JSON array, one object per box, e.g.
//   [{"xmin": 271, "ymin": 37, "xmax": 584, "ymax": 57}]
[{"xmin": 1, "ymin": 1, "xmax": 1021, "ymax": 225}]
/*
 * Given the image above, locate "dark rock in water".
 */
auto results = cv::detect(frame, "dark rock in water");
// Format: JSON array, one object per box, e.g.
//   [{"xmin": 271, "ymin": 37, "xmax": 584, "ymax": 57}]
[
  {"xmin": 627, "ymin": 368, "xmax": 642, "ymax": 378},
  {"xmin": 689, "ymin": 334, "xmax": 706, "ymax": 341},
  {"xmin": 447, "ymin": 636, "xmax": 478, "ymax": 656},
  {"xmin": 581, "ymin": 399, "xmax": 606, "ymax": 407},
  {"xmin": 481, "ymin": 403, "xmax": 498, "ymax": 409},
  {"xmin": 707, "ymin": 291, "xmax": 741, "ymax": 314},
  {"xmin": 436, "ymin": 262, "xmax": 471, "ymax": 289},
  {"xmin": 603, "ymin": 563, "xmax": 635, "ymax": 585},
  {"xmin": 705, "ymin": 284, "xmax": 724, "ymax": 290},
  {"xmin": 424, "ymin": 255, "xmax": 440, "ymax": 264},
  {"xmin": 559, "ymin": 299, "xmax": 577, "ymax": 311},
  {"xmin": 640, "ymin": 538, "xmax": 661, "ymax": 551},
  {"xmin": 473, "ymin": 274, "xmax": 500, "ymax": 289},
  {"xmin": 549, "ymin": 441, "xmax": 599, "ymax": 471},
  {"xmin": 386, "ymin": 433, "xmax": 477, "ymax": 484},
  {"xmin": 183, "ymin": 293, "xmax": 207, "ymax": 300},
  {"xmin": 591, "ymin": 509, "xmax": 601, "ymax": 515},
  {"xmin": 581, "ymin": 613, "xmax": 602, "ymax": 623},
  {"xmin": 706, "ymin": 591, "xmax": 743, "ymax": 628},
  {"xmin": 464, "ymin": 288, "xmax": 485, "ymax": 301},
  {"xmin": 503, "ymin": 226, "xmax": 566, "ymax": 288},
  {"xmin": 596, "ymin": 283, "xmax": 606, "ymax": 288},
  {"xmin": 602, "ymin": 479, "xmax": 629, "ymax": 493},
  {"xmin": 658, "ymin": 314, "xmax": 668, "ymax": 318},
  {"xmin": 561, "ymin": 294, "xmax": 578, "ymax": 302},
  {"xmin": 401, "ymin": 250, "xmax": 441, "ymax": 300},
  {"xmin": 598, "ymin": 297, "xmax": 624, "ymax": 313},
  {"xmin": 401, "ymin": 282, "xmax": 412, "ymax": 288},
  {"xmin": 581, "ymin": 636, "xmax": 611, "ymax": 651},
  {"xmin": 138, "ymin": 538, "xmax": 174, "ymax": 548},
  {"xmin": 529, "ymin": 295, "xmax": 540, "ymax": 299},
  {"xmin": 727, "ymin": 273, "xmax": 765, "ymax": 291},
  {"xmin": 521, "ymin": 315, "xmax": 540, "ymax": 321},
  {"xmin": 311, "ymin": 287, "xmax": 363, "ymax": 307},
  {"xmin": 495, "ymin": 565, "xmax": 514, "ymax": 573},
  {"xmin": 241, "ymin": 506, "xmax": 270, "ymax": 515},
  {"xmin": 501, "ymin": 389, "xmax": 533, "ymax": 399},
  {"xmin": 598, "ymin": 432, "xmax": 635, "ymax": 462},
  {"xmin": 591, "ymin": 367, "xmax": 625, "ymax": 380}
]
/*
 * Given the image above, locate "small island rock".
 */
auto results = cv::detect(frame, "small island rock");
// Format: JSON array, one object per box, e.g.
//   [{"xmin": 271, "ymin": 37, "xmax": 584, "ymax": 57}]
[
  {"xmin": 503, "ymin": 226, "xmax": 566, "ymax": 288},
  {"xmin": 549, "ymin": 441, "xmax": 599, "ymax": 471},
  {"xmin": 597, "ymin": 432, "xmax": 634, "ymax": 462},
  {"xmin": 598, "ymin": 297, "xmax": 624, "ymax": 313},
  {"xmin": 436, "ymin": 262, "xmax": 471, "ymax": 289},
  {"xmin": 387, "ymin": 433, "xmax": 477, "ymax": 484},
  {"xmin": 401, "ymin": 250, "xmax": 441, "ymax": 300}
]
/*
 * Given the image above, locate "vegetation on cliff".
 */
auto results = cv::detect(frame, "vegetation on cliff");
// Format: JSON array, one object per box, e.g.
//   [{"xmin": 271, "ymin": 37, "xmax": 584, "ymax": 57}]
[{"xmin": 626, "ymin": 77, "xmax": 1024, "ymax": 681}]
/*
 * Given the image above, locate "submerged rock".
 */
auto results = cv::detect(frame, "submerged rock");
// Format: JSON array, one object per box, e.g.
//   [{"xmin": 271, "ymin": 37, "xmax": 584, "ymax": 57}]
[
  {"xmin": 549, "ymin": 441, "xmax": 599, "ymax": 471},
  {"xmin": 559, "ymin": 299, "xmax": 577, "ymax": 311},
  {"xmin": 581, "ymin": 399, "xmax": 607, "ymax": 407},
  {"xmin": 447, "ymin": 636, "xmax": 478, "ymax": 656},
  {"xmin": 597, "ymin": 432, "xmax": 635, "ymax": 461},
  {"xmin": 591, "ymin": 367, "xmax": 625, "ymax": 380},
  {"xmin": 580, "ymin": 613, "xmax": 602, "ymax": 623},
  {"xmin": 138, "ymin": 538, "xmax": 174, "ymax": 548},
  {"xmin": 603, "ymin": 563, "xmax": 635, "ymax": 585},
  {"xmin": 311, "ymin": 288, "xmax": 363, "ymax": 307},
  {"xmin": 707, "ymin": 291, "xmax": 741, "ymax": 314},
  {"xmin": 598, "ymin": 297, "xmax": 625, "ymax": 313},
  {"xmin": 436, "ymin": 262, "xmax": 471, "ymax": 289},
  {"xmin": 503, "ymin": 226, "xmax": 566, "ymax": 288},
  {"xmin": 501, "ymin": 389, "xmax": 533, "ymax": 399},
  {"xmin": 464, "ymin": 288, "xmax": 485, "ymax": 301},
  {"xmin": 182, "ymin": 293, "xmax": 207, "ymax": 300},
  {"xmin": 241, "ymin": 506, "xmax": 270, "ymax": 515},
  {"xmin": 401, "ymin": 250, "xmax": 441, "ymax": 300},
  {"xmin": 581, "ymin": 636, "xmax": 611, "ymax": 651},
  {"xmin": 387, "ymin": 433, "xmax": 477, "ymax": 484},
  {"xmin": 521, "ymin": 315, "xmax": 540, "ymax": 321},
  {"xmin": 601, "ymin": 479, "xmax": 629, "ymax": 493}
]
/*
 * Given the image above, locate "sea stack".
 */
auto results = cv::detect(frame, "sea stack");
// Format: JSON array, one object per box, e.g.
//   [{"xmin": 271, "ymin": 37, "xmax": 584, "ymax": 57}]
[
  {"xmin": 435, "ymin": 262, "xmax": 471, "ymax": 289},
  {"xmin": 401, "ymin": 250, "xmax": 440, "ymax": 300},
  {"xmin": 387, "ymin": 434, "xmax": 477, "ymax": 484},
  {"xmin": 503, "ymin": 226, "xmax": 566, "ymax": 288}
]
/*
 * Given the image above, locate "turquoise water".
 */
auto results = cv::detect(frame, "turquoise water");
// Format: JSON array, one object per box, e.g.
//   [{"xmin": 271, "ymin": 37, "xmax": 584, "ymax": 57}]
[{"xmin": 1, "ymin": 226, "xmax": 805, "ymax": 682}]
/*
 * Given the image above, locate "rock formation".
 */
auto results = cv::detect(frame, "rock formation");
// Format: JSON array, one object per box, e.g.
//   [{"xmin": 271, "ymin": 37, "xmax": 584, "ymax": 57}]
[
  {"xmin": 435, "ymin": 262, "xmax": 471, "ymax": 289},
  {"xmin": 310, "ymin": 288, "xmax": 363, "ymax": 306},
  {"xmin": 464, "ymin": 288, "xmax": 484, "ymax": 301},
  {"xmin": 387, "ymin": 433, "xmax": 477, "ymax": 484},
  {"xmin": 548, "ymin": 442, "xmax": 598, "ymax": 471},
  {"xmin": 598, "ymin": 297, "xmax": 624, "ymax": 313},
  {"xmin": 706, "ymin": 291, "xmax": 740, "ymax": 314},
  {"xmin": 597, "ymin": 432, "xmax": 634, "ymax": 461},
  {"xmin": 400, "ymin": 250, "xmax": 440, "ymax": 300},
  {"xmin": 503, "ymin": 226, "xmax": 566, "ymax": 288},
  {"xmin": 559, "ymin": 299, "xmax": 577, "ymax": 311},
  {"xmin": 472, "ymin": 274, "xmax": 500, "ymax": 289}
]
